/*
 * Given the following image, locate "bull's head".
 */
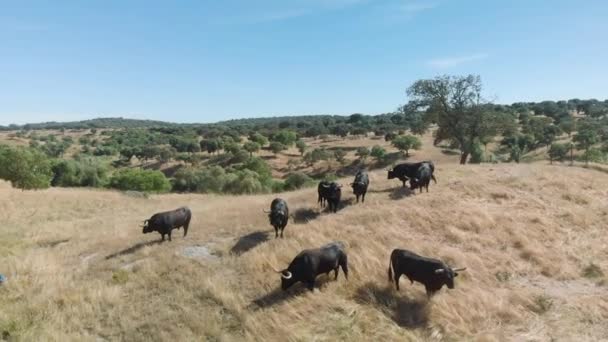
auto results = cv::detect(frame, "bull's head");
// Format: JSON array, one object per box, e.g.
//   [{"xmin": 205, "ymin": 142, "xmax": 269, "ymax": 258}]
[
  {"xmin": 435, "ymin": 267, "xmax": 466, "ymax": 289},
  {"xmin": 268, "ymin": 261, "xmax": 295, "ymax": 290},
  {"xmin": 410, "ymin": 178, "xmax": 419, "ymax": 190},
  {"xmin": 387, "ymin": 169, "xmax": 395, "ymax": 180},
  {"xmin": 141, "ymin": 219, "xmax": 152, "ymax": 234}
]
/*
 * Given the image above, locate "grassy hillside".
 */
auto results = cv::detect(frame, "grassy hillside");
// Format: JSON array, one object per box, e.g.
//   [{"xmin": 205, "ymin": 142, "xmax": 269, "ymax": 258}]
[{"xmin": 1, "ymin": 157, "xmax": 607, "ymax": 340}]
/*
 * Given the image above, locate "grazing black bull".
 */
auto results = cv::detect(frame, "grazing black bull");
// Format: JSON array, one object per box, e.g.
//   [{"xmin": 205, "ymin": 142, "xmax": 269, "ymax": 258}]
[
  {"xmin": 410, "ymin": 162, "xmax": 432, "ymax": 193},
  {"xmin": 351, "ymin": 169, "xmax": 369, "ymax": 203},
  {"xmin": 271, "ymin": 241, "xmax": 349, "ymax": 291},
  {"xmin": 318, "ymin": 181, "xmax": 342, "ymax": 213},
  {"xmin": 142, "ymin": 207, "xmax": 192, "ymax": 242},
  {"xmin": 388, "ymin": 248, "xmax": 466, "ymax": 298},
  {"xmin": 387, "ymin": 161, "xmax": 437, "ymax": 188},
  {"xmin": 264, "ymin": 198, "xmax": 289, "ymax": 238}
]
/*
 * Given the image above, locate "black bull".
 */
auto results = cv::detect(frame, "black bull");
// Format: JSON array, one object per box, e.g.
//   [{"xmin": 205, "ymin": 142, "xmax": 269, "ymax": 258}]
[
  {"xmin": 270, "ymin": 242, "xmax": 349, "ymax": 291},
  {"xmin": 388, "ymin": 248, "xmax": 466, "ymax": 297},
  {"xmin": 318, "ymin": 182, "xmax": 342, "ymax": 213},
  {"xmin": 387, "ymin": 161, "xmax": 437, "ymax": 188},
  {"xmin": 264, "ymin": 198, "xmax": 289, "ymax": 238},
  {"xmin": 142, "ymin": 207, "xmax": 192, "ymax": 242},
  {"xmin": 351, "ymin": 170, "xmax": 369, "ymax": 203}
]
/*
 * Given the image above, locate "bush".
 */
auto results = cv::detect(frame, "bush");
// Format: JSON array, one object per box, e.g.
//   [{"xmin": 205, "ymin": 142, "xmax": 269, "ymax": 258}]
[
  {"xmin": 371, "ymin": 145, "xmax": 386, "ymax": 161},
  {"xmin": 392, "ymin": 135, "xmax": 421, "ymax": 156},
  {"xmin": 269, "ymin": 142, "xmax": 287, "ymax": 155},
  {"xmin": 355, "ymin": 147, "xmax": 370, "ymax": 161},
  {"xmin": 548, "ymin": 143, "xmax": 569, "ymax": 163},
  {"xmin": 109, "ymin": 169, "xmax": 171, "ymax": 192},
  {"xmin": 469, "ymin": 142, "xmax": 484, "ymax": 164},
  {"xmin": 52, "ymin": 159, "xmax": 109, "ymax": 187},
  {"xmin": 334, "ymin": 149, "xmax": 347, "ymax": 164},
  {"xmin": 284, "ymin": 172, "xmax": 314, "ymax": 191},
  {"xmin": 0, "ymin": 146, "xmax": 53, "ymax": 190}
]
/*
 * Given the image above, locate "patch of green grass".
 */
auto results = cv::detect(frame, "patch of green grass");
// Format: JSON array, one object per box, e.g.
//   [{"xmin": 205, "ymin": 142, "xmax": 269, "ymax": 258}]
[
  {"xmin": 112, "ymin": 270, "xmax": 129, "ymax": 284},
  {"xmin": 582, "ymin": 263, "xmax": 604, "ymax": 279}
]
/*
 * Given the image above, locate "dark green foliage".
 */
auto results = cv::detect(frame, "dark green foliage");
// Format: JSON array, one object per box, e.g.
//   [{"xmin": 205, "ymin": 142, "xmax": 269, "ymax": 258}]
[
  {"xmin": 303, "ymin": 148, "xmax": 330, "ymax": 166},
  {"xmin": 109, "ymin": 169, "xmax": 171, "ymax": 192},
  {"xmin": 296, "ymin": 140, "xmax": 307, "ymax": 156},
  {"xmin": 249, "ymin": 132, "xmax": 269, "ymax": 147},
  {"xmin": 371, "ymin": 145, "xmax": 386, "ymax": 162},
  {"xmin": 51, "ymin": 159, "xmax": 109, "ymax": 187},
  {"xmin": 271, "ymin": 130, "xmax": 297, "ymax": 147},
  {"xmin": 269, "ymin": 142, "xmax": 287, "ymax": 155},
  {"xmin": 392, "ymin": 135, "xmax": 421, "ymax": 156},
  {"xmin": 548, "ymin": 143, "xmax": 569, "ymax": 164},
  {"xmin": 0, "ymin": 146, "xmax": 53, "ymax": 190},
  {"xmin": 334, "ymin": 149, "xmax": 347, "ymax": 164},
  {"xmin": 469, "ymin": 141, "xmax": 484, "ymax": 164},
  {"xmin": 574, "ymin": 121, "xmax": 600, "ymax": 165},
  {"xmin": 355, "ymin": 147, "xmax": 370, "ymax": 161},
  {"xmin": 283, "ymin": 172, "xmax": 314, "ymax": 191},
  {"xmin": 243, "ymin": 141, "xmax": 261, "ymax": 156}
]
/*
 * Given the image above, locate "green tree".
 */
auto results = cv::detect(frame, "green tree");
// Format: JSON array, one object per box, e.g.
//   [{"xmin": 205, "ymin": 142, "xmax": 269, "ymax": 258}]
[
  {"xmin": 249, "ymin": 133, "xmax": 269, "ymax": 147},
  {"xmin": 355, "ymin": 147, "xmax": 370, "ymax": 161},
  {"xmin": 271, "ymin": 130, "xmax": 297, "ymax": 147},
  {"xmin": 243, "ymin": 141, "xmax": 261, "ymax": 157},
  {"xmin": 296, "ymin": 139, "xmax": 307, "ymax": 156},
  {"xmin": 548, "ymin": 143, "xmax": 569, "ymax": 164},
  {"xmin": 406, "ymin": 75, "xmax": 512, "ymax": 164},
  {"xmin": 334, "ymin": 149, "xmax": 347, "ymax": 164},
  {"xmin": 109, "ymin": 169, "xmax": 171, "ymax": 192},
  {"xmin": 0, "ymin": 146, "xmax": 53, "ymax": 190},
  {"xmin": 573, "ymin": 123, "xmax": 599, "ymax": 165},
  {"xmin": 269, "ymin": 142, "xmax": 287, "ymax": 155},
  {"xmin": 284, "ymin": 172, "xmax": 314, "ymax": 190},
  {"xmin": 370, "ymin": 145, "xmax": 386, "ymax": 162},
  {"xmin": 559, "ymin": 119, "xmax": 576, "ymax": 138},
  {"xmin": 392, "ymin": 135, "xmax": 421, "ymax": 157}
]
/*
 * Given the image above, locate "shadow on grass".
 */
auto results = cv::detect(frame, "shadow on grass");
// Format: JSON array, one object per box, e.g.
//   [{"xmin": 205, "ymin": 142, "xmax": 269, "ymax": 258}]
[
  {"xmin": 105, "ymin": 240, "xmax": 163, "ymax": 260},
  {"xmin": 229, "ymin": 231, "xmax": 269, "ymax": 255},
  {"xmin": 389, "ymin": 187, "xmax": 415, "ymax": 200},
  {"xmin": 37, "ymin": 238, "xmax": 70, "ymax": 248},
  {"xmin": 354, "ymin": 282, "xmax": 429, "ymax": 329},
  {"xmin": 250, "ymin": 276, "xmax": 337, "ymax": 310},
  {"xmin": 292, "ymin": 208, "xmax": 321, "ymax": 224}
]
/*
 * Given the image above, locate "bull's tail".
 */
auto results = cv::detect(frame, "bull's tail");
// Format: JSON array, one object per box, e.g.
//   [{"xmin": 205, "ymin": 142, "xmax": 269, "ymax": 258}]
[
  {"xmin": 388, "ymin": 254, "xmax": 393, "ymax": 282},
  {"xmin": 431, "ymin": 174, "xmax": 437, "ymax": 184}
]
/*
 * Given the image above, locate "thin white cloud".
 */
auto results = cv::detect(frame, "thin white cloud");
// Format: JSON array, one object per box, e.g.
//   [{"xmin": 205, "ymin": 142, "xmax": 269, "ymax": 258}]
[{"xmin": 426, "ymin": 53, "xmax": 489, "ymax": 68}]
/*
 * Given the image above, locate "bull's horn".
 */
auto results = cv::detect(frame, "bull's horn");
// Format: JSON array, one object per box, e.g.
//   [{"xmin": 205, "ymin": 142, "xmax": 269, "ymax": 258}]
[
  {"xmin": 266, "ymin": 260, "xmax": 283, "ymax": 273},
  {"xmin": 322, "ymin": 184, "xmax": 330, "ymax": 188},
  {"xmin": 435, "ymin": 268, "xmax": 446, "ymax": 274},
  {"xmin": 281, "ymin": 271, "xmax": 292, "ymax": 280},
  {"xmin": 263, "ymin": 209, "xmax": 271, "ymax": 213},
  {"xmin": 453, "ymin": 267, "xmax": 467, "ymax": 272}
]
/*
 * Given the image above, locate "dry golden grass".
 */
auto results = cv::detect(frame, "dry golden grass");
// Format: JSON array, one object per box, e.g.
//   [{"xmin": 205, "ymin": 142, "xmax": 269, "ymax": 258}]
[{"xmin": 2, "ymin": 146, "xmax": 608, "ymax": 341}]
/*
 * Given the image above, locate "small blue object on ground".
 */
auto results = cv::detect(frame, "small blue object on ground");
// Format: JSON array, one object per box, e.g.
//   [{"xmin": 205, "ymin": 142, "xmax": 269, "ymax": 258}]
[{"xmin": 0, "ymin": 274, "xmax": 6, "ymax": 284}]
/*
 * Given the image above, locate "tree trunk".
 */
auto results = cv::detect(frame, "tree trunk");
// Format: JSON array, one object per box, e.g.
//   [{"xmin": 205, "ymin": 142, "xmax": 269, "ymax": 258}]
[{"xmin": 459, "ymin": 152, "xmax": 469, "ymax": 165}]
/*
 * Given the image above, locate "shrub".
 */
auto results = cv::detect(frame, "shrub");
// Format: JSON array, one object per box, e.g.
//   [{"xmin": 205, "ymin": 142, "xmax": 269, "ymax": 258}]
[
  {"xmin": 469, "ymin": 141, "xmax": 484, "ymax": 164},
  {"xmin": 334, "ymin": 149, "xmax": 347, "ymax": 164},
  {"xmin": 109, "ymin": 169, "xmax": 171, "ymax": 192},
  {"xmin": 582, "ymin": 263, "xmax": 604, "ymax": 279},
  {"xmin": 284, "ymin": 172, "xmax": 314, "ymax": 191},
  {"xmin": 355, "ymin": 147, "xmax": 370, "ymax": 161},
  {"xmin": 51, "ymin": 159, "xmax": 109, "ymax": 187},
  {"xmin": 0, "ymin": 146, "xmax": 53, "ymax": 190},
  {"xmin": 269, "ymin": 142, "xmax": 287, "ymax": 155},
  {"xmin": 371, "ymin": 145, "xmax": 386, "ymax": 161},
  {"xmin": 548, "ymin": 143, "xmax": 569, "ymax": 163},
  {"xmin": 392, "ymin": 135, "xmax": 421, "ymax": 156}
]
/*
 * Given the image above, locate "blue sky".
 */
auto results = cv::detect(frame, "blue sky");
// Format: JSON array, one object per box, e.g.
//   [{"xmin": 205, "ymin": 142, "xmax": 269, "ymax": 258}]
[{"xmin": 1, "ymin": 0, "xmax": 607, "ymax": 125}]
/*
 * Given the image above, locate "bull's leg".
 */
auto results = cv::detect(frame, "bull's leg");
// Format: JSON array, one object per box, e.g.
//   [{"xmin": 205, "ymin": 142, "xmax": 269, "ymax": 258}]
[
  {"xmin": 394, "ymin": 273, "xmax": 401, "ymax": 291},
  {"xmin": 161, "ymin": 233, "xmax": 165, "ymax": 242},
  {"xmin": 362, "ymin": 193, "xmax": 366, "ymax": 203},
  {"xmin": 280, "ymin": 226, "xmax": 284, "ymax": 238},
  {"xmin": 168, "ymin": 231, "xmax": 172, "ymax": 242},
  {"xmin": 274, "ymin": 227, "xmax": 279, "ymax": 239},
  {"xmin": 306, "ymin": 280, "xmax": 315, "ymax": 291},
  {"xmin": 183, "ymin": 220, "xmax": 190, "ymax": 237},
  {"xmin": 340, "ymin": 254, "xmax": 349, "ymax": 280}
]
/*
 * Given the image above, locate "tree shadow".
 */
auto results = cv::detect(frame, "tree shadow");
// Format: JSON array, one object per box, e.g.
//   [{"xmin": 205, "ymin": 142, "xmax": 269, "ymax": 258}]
[
  {"xmin": 292, "ymin": 208, "xmax": 321, "ymax": 224},
  {"xmin": 229, "ymin": 231, "xmax": 269, "ymax": 255},
  {"xmin": 354, "ymin": 282, "xmax": 429, "ymax": 329},
  {"xmin": 441, "ymin": 149, "xmax": 460, "ymax": 156},
  {"xmin": 105, "ymin": 240, "xmax": 163, "ymax": 260},
  {"xmin": 389, "ymin": 187, "xmax": 415, "ymax": 200}
]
